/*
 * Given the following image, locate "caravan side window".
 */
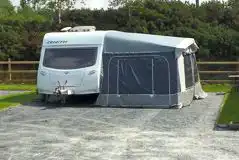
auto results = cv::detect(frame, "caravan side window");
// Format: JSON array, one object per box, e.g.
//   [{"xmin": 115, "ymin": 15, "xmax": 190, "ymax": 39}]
[
  {"xmin": 192, "ymin": 53, "xmax": 199, "ymax": 83},
  {"xmin": 43, "ymin": 47, "xmax": 98, "ymax": 69},
  {"xmin": 184, "ymin": 54, "xmax": 194, "ymax": 88}
]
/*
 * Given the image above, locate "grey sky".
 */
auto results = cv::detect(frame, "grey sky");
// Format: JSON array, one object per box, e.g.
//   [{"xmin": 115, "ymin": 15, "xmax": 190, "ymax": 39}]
[{"xmin": 10, "ymin": 0, "xmax": 227, "ymax": 9}]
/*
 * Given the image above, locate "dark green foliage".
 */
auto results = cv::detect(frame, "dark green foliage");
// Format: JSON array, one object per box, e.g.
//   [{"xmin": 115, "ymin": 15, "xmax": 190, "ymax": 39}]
[
  {"xmin": 0, "ymin": 0, "xmax": 12, "ymax": 7},
  {"xmin": 0, "ymin": 0, "xmax": 238, "ymax": 61}
]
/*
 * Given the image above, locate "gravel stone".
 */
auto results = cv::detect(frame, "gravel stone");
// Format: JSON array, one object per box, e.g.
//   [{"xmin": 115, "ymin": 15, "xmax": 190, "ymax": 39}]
[{"xmin": 0, "ymin": 93, "xmax": 239, "ymax": 160}]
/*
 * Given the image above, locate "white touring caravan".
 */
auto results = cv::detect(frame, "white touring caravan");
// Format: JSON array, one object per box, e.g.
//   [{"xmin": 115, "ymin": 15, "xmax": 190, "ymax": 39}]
[
  {"xmin": 37, "ymin": 27, "xmax": 207, "ymax": 107},
  {"xmin": 37, "ymin": 26, "xmax": 101, "ymax": 103}
]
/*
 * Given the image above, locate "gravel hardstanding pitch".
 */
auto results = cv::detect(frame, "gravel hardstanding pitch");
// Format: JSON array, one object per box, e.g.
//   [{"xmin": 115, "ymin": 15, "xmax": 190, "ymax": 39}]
[{"xmin": 0, "ymin": 93, "xmax": 239, "ymax": 160}]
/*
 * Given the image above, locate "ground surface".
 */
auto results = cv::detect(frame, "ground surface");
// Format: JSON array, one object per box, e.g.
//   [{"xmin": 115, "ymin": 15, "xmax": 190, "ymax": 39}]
[
  {"xmin": 217, "ymin": 90, "xmax": 239, "ymax": 124},
  {"xmin": 0, "ymin": 91, "xmax": 36, "ymax": 110},
  {"xmin": 0, "ymin": 84, "xmax": 35, "ymax": 91},
  {"xmin": 1, "ymin": 93, "xmax": 239, "ymax": 160},
  {"xmin": 0, "ymin": 90, "xmax": 27, "ymax": 96}
]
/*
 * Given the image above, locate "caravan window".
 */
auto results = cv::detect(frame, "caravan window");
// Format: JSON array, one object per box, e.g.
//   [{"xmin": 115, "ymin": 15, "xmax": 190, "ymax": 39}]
[
  {"xmin": 184, "ymin": 54, "xmax": 194, "ymax": 88},
  {"xmin": 43, "ymin": 47, "xmax": 97, "ymax": 69},
  {"xmin": 192, "ymin": 53, "xmax": 199, "ymax": 83}
]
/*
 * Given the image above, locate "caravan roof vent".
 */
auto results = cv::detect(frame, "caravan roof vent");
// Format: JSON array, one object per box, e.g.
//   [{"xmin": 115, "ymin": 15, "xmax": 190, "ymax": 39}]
[
  {"xmin": 60, "ymin": 26, "xmax": 96, "ymax": 32},
  {"xmin": 60, "ymin": 27, "xmax": 72, "ymax": 32},
  {"xmin": 67, "ymin": 26, "xmax": 96, "ymax": 32}
]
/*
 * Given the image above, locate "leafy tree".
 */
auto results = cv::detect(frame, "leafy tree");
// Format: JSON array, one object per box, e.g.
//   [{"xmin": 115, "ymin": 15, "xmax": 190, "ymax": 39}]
[
  {"xmin": 0, "ymin": 0, "xmax": 14, "ymax": 16},
  {"xmin": 0, "ymin": 30, "xmax": 22, "ymax": 60},
  {"xmin": 0, "ymin": 0, "xmax": 12, "ymax": 7},
  {"xmin": 26, "ymin": 0, "xmax": 86, "ymax": 23},
  {"xmin": 0, "ymin": 0, "xmax": 238, "ymax": 61}
]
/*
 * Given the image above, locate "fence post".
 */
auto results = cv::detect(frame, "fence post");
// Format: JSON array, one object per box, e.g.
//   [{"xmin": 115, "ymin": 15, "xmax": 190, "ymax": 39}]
[
  {"xmin": 8, "ymin": 58, "xmax": 11, "ymax": 81},
  {"xmin": 237, "ymin": 58, "xmax": 239, "ymax": 73}
]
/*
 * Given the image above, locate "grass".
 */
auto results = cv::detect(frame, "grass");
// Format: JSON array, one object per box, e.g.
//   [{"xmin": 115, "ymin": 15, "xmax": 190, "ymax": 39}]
[
  {"xmin": 0, "ymin": 84, "xmax": 37, "ymax": 110},
  {"xmin": 0, "ymin": 92, "xmax": 37, "ymax": 111},
  {"xmin": 0, "ymin": 84, "xmax": 36, "ymax": 91},
  {"xmin": 217, "ymin": 90, "xmax": 239, "ymax": 124},
  {"xmin": 202, "ymin": 83, "xmax": 239, "ymax": 124},
  {"xmin": 202, "ymin": 83, "xmax": 232, "ymax": 93}
]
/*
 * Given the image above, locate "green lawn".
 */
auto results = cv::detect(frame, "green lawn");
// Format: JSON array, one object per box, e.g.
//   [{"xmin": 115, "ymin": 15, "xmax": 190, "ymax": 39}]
[
  {"xmin": 217, "ymin": 90, "xmax": 239, "ymax": 124},
  {"xmin": 202, "ymin": 84, "xmax": 239, "ymax": 124},
  {"xmin": 202, "ymin": 83, "xmax": 232, "ymax": 93},
  {"xmin": 0, "ymin": 92, "xmax": 37, "ymax": 111},
  {"xmin": 0, "ymin": 84, "xmax": 37, "ymax": 111},
  {"xmin": 0, "ymin": 84, "xmax": 36, "ymax": 91}
]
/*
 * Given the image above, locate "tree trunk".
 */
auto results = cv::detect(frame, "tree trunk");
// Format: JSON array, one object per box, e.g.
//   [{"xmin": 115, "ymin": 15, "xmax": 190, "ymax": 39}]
[
  {"xmin": 58, "ymin": 0, "xmax": 62, "ymax": 24},
  {"xmin": 196, "ymin": 0, "xmax": 199, "ymax": 7},
  {"xmin": 237, "ymin": 58, "xmax": 239, "ymax": 74}
]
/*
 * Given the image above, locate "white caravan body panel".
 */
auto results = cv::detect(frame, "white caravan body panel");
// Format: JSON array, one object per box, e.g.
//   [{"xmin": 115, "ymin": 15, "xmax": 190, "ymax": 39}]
[{"xmin": 37, "ymin": 31, "xmax": 106, "ymax": 95}]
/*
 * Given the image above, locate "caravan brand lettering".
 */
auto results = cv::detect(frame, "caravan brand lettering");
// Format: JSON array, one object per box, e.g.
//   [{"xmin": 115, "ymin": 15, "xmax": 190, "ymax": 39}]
[{"xmin": 47, "ymin": 40, "xmax": 67, "ymax": 44}]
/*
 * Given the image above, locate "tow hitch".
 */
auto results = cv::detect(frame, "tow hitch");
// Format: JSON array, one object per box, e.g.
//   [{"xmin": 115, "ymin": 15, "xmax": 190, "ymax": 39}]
[{"xmin": 53, "ymin": 80, "xmax": 74, "ymax": 104}]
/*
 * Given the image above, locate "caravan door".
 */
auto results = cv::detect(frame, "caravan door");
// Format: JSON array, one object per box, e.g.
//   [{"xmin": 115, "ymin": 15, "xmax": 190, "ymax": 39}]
[{"xmin": 105, "ymin": 54, "xmax": 171, "ymax": 106}]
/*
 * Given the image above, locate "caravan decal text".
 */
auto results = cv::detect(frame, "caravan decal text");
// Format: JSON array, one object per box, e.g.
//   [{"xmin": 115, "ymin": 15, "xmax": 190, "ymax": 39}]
[{"xmin": 46, "ymin": 40, "xmax": 68, "ymax": 44}]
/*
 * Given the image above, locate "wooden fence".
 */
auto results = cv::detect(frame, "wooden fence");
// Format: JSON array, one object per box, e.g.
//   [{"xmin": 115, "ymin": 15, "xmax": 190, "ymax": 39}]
[{"xmin": 0, "ymin": 58, "xmax": 238, "ymax": 84}]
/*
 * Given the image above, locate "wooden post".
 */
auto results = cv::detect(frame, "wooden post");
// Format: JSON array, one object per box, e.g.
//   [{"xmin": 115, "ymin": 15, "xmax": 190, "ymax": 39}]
[
  {"xmin": 237, "ymin": 58, "xmax": 239, "ymax": 73},
  {"xmin": 237, "ymin": 58, "xmax": 239, "ymax": 87},
  {"xmin": 8, "ymin": 58, "xmax": 11, "ymax": 81}
]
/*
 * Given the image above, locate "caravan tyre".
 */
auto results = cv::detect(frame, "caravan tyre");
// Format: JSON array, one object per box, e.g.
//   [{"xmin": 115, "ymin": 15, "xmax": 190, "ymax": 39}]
[{"xmin": 39, "ymin": 94, "xmax": 49, "ymax": 104}]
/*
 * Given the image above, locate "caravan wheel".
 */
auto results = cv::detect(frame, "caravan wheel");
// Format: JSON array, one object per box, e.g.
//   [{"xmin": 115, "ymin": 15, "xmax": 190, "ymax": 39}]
[{"xmin": 39, "ymin": 94, "xmax": 49, "ymax": 104}]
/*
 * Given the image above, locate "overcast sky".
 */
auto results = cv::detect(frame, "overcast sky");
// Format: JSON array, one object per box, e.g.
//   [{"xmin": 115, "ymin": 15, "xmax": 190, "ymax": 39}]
[{"xmin": 10, "ymin": 0, "xmax": 227, "ymax": 9}]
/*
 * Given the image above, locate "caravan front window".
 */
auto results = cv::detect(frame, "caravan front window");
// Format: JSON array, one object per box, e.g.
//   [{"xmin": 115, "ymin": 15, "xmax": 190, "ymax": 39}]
[{"xmin": 43, "ymin": 47, "xmax": 97, "ymax": 69}]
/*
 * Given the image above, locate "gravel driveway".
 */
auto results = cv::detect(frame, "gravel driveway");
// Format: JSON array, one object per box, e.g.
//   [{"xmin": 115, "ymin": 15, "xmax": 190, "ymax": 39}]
[{"xmin": 0, "ymin": 93, "xmax": 239, "ymax": 160}]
